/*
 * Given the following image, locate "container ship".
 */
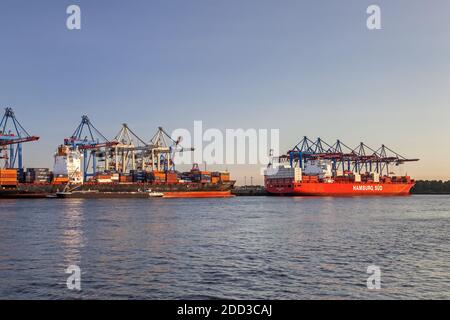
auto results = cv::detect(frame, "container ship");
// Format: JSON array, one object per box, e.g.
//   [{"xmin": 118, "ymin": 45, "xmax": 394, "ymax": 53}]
[
  {"xmin": 0, "ymin": 109, "xmax": 234, "ymax": 199},
  {"xmin": 265, "ymin": 137, "xmax": 419, "ymax": 196},
  {"xmin": 0, "ymin": 167, "xmax": 235, "ymax": 199},
  {"xmin": 0, "ymin": 158, "xmax": 234, "ymax": 199}
]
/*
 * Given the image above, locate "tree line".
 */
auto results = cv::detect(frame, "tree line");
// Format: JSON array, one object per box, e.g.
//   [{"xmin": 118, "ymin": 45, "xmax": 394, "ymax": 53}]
[{"xmin": 411, "ymin": 180, "xmax": 450, "ymax": 194}]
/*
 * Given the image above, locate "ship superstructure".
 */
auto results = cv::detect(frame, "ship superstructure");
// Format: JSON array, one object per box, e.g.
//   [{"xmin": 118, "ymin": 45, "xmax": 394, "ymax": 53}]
[{"xmin": 53, "ymin": 145, "xmax": 83, "ymax": 184}]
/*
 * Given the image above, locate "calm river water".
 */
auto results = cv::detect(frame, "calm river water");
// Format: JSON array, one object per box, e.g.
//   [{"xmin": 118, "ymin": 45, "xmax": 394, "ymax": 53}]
[{"xmin": 0, "ymin": 195, "xmax": 449, "ymax": 299}]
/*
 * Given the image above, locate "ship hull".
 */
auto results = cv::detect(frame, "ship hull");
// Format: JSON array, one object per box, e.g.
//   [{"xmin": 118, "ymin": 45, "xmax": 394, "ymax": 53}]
[
  {"xmin": 55, "ymin": 192, "xmax": 162, "ymax": 199},
  {"xmin": 0, "ymin": 181, "xmax": 235, "ymax": 199},
  {"xmin": 265, "ymin": 182, "xmax": 414, "ymax": 196},
  {"xmin": 163, "ymin": 191, "xmax": 233, "ymax": 198}
]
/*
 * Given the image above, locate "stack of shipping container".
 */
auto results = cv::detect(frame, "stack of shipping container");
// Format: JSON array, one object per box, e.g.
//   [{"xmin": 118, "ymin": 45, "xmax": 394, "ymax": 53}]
[
  {"xmin": 26, "ymin": 168, "xmax": 51, "ymax": 183},
  {"xmin": 219, "ymin": 172, "xmax": 230, "ymax": 182},
  {"xmin": 211, "ymin": 172, "xmax": 220, "ymax": 184},
  {"xmin": 0, "ymin": 169, "xmax": 18, "ymax": 186},
  {"xmin": 3, "ymin": 167, "xmax": 231, "ymax": 186},
  {"xmin": 95, "ymin": 173, "xmax": 113, "ymax": 183},
  {"xmin": 130, "ymin": 170, "xmax": 146, "ymax": 183},
  {"xmin": 53, "ymin": 174, "xmax": 69, "ymax": 184},
  {"xmin": 147, "ymin": 171, "xmax": 166, "ymax": 184},
  {"xmin": 165, "ymin": 171, "xmax": 178, "ymax": 184},
  {"xmin": 119, "ymin": 173, "xmax": 133, "ymax": 183}
]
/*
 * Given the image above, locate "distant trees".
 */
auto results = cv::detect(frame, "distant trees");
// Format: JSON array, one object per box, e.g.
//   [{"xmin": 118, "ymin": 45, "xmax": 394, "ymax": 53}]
[{"xmin": 411, "ymin": 180, "xmax": 450, "ymax": 194}]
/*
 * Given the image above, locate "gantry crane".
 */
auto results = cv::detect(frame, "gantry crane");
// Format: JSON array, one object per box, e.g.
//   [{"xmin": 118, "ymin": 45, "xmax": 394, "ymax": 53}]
[
  {"xmin": 0, "ymin": 108, "xmax": 39, "ymax": 169},
  {"xmin": 142, "ymin": 127, "xmax": 194, "ymax": 172},
  {"xmin": 280, "ymin": 136, "xmax": 419, "ymax": 177},
  {"xmin": 65, "ymin": 115, "xmax": 118, "ymax": 181},
  {"xmin": 107, "ymin": 123, "xmax": 149, "ymax": 173}
]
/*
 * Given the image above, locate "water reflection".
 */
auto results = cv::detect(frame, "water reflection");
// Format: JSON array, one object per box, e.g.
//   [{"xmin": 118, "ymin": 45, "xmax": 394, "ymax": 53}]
[{"xmin": 59, "ymin": 199, "xmax": 85, "ymax": 267}]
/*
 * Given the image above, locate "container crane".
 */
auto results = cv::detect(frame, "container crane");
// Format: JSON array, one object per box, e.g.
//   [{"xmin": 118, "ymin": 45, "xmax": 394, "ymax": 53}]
[
  {"xmin": 65, "ymin": 115, "xmax": 118, "ymax": 181},
  {"xmin": 0, "ymin": 107, "xmax": 39, "ymax": 169},
  {"xmin": 285, "ymin": 136, "xmax": 419, "ymax": 177},
  {"xmin": 143, "ymin": 127, "xmax": 194, "ymax": 172},
  {"xmin": 108, "ymin": 123, "xmax": 149, "ymax": 173}
]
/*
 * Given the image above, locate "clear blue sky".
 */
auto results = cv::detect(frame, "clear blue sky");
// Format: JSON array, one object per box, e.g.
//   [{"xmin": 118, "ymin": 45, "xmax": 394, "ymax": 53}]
[{"xmin": 1, "ymin": 0, "xmax": 449, "ymax": 184}]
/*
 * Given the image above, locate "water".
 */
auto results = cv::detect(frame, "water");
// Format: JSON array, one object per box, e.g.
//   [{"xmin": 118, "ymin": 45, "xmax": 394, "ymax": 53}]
[{"xmin": 0, "ymin": 195, "xmax": 449, "ymax": 299}]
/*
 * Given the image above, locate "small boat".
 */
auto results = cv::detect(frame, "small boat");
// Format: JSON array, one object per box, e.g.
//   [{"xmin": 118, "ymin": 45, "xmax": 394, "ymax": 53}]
[
  {"xmin": 56, "ymin": 190, "xmax": 103, "ymax": 198},
  {"xmin": 148, "ymin": 191, "xmax": 164, "ymax": 197}
]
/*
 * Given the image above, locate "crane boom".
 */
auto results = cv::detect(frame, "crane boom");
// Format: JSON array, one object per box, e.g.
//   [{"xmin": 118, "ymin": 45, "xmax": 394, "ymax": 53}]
[
  {"xmin": 0, "ymin": 108, "xmax": 39, "ymax": 169},
  {"xmin": 0, "ymin": 136, "xmax": 39, "ymax": 146}
]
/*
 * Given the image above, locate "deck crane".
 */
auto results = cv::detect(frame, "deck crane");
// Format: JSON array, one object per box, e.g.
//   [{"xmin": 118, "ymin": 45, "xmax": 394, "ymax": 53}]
[
  {"xmin": 65, "ymin": 115, "xmax": 118, "ymax": 181},
  {"xmin": 0, "ymin": 108, "xmax": 39, "ymax": 169},
  {"xmin": 143, "ymin": 127, "xmax": 194, "ymax": 172},
  {"xmin": 285, "ymin": 136, "xmax": 419, "ymax": 177}
]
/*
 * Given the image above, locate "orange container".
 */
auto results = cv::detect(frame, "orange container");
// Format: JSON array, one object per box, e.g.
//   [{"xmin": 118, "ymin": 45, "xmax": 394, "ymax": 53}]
[
  {"xmin": 211, "ymin": 176, "xmax": 219, "ymax": 184},
  {"xmin": 119, "ymin": 175, "xmax": 133, "ymax": 182},
  {"xmin": 0, "ymin": 182, "xmax": 17, "ymax": 186},
  {"xmin": 53, "ymin": 177, "xmax": 69, "ymax": 183},
  {"xmin": 0, "ymin": 169, "xmax": 18, "ymax": 186},
  {"xmin": 0, "ymin": 169, "xmax": 17, "ymax": 174},
  {"xmin": 166, "ymin": 172, "xmax": 177, "ymax": 178},
  {"xmin": 0, "ymin": 169, "xmax": 17, "ymax": 178},
  {"xmin": 96, "ymin": 174, "xmax": 112, "ymax": 179},
  {"xmin": 165, "ymin": 172, "xmax": 178, "ymax": 183}
]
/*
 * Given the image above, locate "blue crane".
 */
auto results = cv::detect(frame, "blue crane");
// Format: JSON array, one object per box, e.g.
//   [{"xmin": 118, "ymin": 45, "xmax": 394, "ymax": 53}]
[
  {"xmin": 0, "ymin": 108, "xmax": 39, "ymax": 170},
  {"xmin": 283, "ymin": 136, "xmax": 419, "ymax": 177},
  {"xmin": 65, "ymin": 115, "xmax": 118, "ymax": 181}
]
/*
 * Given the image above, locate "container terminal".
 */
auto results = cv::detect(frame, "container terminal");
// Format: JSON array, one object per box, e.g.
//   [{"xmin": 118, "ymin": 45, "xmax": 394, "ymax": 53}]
[
  {"xmin": 1, "ymin": 108, "xmax": 419, "ymax": 198},
  {"xmin": 0, "ymin": 108, "xmax": 234, "ymax": 199}
]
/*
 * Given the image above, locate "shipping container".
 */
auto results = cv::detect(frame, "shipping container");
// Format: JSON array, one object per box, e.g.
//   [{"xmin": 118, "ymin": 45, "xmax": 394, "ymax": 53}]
[
  {"xmin": 53, "ymin": 177, "xmax": 69, "ymax": 184},
  {"xmin": 119, "ymin": 174, "xmax": 133, "ymax": 183},
  {"xmin": 27, "ymin": 168, "xmax": 49, "ymax": 172},
  {"xmin": 211, "ymin": 176, "xmax": 219, "ymax": 184},
  {"xmin": 97, "ymin": 179, "xmax": 113, "ymax": 183},
  {"xmin": 26, "ymin": 169, "xmax": 51, "ymax": 183},
  {"xmin": 219, "ymin": 172, "xmax": 230, "ymax": 182},
  {"xmin": 166, "ymin": 172, "xmax": 178, "ymax": 184}
]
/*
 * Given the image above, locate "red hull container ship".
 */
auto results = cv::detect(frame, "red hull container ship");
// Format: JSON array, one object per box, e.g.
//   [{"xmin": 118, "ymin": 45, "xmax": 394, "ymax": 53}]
[
  {"xmin": 265, "ymin": 137, "xmax": 419, "ymax": 197},
  {"xmin": 265, "ymin": 173, "xmax": 414, "ymax": 196}
]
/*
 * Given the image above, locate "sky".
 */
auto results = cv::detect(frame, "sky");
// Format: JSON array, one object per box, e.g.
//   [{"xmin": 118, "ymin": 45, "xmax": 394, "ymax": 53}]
[{"xmin": 0, "ymin": 0, "xmax": 449, "ymax": 184}]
